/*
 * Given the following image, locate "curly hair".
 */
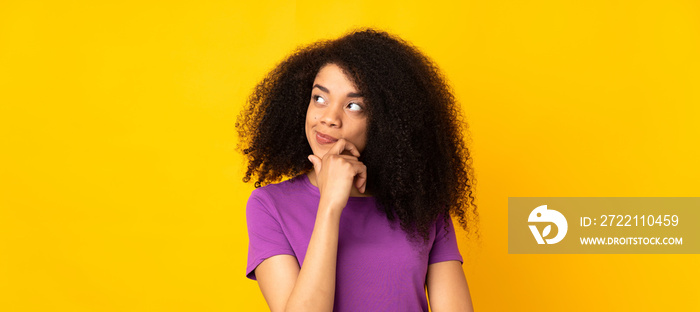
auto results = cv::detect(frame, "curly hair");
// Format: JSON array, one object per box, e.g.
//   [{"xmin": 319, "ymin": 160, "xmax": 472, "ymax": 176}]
[{"xmin": 236, "ymin": 28, "xmax": 478, "ymax": 240}]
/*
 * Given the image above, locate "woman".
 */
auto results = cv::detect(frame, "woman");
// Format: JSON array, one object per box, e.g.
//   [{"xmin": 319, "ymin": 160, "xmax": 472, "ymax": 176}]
[{"xmin": 238, "ymin": 29, "xmax": 478, "ymax": 312}]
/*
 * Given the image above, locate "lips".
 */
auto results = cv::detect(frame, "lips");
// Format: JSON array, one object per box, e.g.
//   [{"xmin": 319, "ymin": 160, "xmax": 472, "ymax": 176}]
[{"xmin": 315, "ymin": 131, "xmax": 338, "ymax": 145}]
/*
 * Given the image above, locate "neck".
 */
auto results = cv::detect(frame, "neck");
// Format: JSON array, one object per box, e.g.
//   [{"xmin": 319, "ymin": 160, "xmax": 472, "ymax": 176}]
[{"xmin": 306, "ymin": 171, "xmax": 372, "ymax": 197}]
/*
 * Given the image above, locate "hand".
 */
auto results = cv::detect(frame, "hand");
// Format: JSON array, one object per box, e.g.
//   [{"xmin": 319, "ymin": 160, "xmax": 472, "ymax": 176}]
[{"xmin": 307, "ymin": 139, "xmax": 367, "ymax": 211}]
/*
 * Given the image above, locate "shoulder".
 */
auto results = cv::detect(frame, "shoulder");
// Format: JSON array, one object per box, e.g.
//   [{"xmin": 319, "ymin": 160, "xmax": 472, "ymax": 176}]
[
  {"xmin": 246, "ymin": 175, "xmax": 314, "ymax": 214},
  {"xmin": 250, "ymin": 174, "xmax": 309, "ymax": 198}
]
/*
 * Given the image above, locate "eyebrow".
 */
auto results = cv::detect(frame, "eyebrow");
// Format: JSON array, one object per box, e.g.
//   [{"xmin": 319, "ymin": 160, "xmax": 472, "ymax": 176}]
[{"xmin": 312, "ymin": 84, "xmax": 363, "ymax": 98}]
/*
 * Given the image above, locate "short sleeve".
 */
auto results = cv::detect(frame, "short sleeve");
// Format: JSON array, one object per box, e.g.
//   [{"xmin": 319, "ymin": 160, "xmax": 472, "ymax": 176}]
[
  {"xmin": 245, "ymin": 189, "xmax": 296, "ymax": 280},
  {"xmin": 428, "ymin": 215, "xmax": 463, "ymax": 265}
]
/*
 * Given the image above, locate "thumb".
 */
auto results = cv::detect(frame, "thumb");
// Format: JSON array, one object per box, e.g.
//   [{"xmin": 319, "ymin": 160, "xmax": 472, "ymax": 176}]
[{"xmin": 308, "ymin": 155, "xmax": 322, "ymax": 174}]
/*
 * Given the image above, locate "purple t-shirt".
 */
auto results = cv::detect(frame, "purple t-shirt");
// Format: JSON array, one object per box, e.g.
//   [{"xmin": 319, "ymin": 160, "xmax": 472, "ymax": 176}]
[{"xmin": 245, "ymin": 175, "xmax": 463, "ymax": 311}]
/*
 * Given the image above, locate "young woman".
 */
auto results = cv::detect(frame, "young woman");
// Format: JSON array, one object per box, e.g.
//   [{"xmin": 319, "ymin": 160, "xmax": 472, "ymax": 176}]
[{"xmin": 238, "ymin": 29, "xmax": 478, "ymax": 312}]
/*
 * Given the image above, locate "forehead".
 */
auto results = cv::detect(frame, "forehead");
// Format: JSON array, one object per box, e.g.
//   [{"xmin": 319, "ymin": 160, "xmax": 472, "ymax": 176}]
[{"xmin": 313, "ymin": 63, "xmax": 359, "ymax": 93}]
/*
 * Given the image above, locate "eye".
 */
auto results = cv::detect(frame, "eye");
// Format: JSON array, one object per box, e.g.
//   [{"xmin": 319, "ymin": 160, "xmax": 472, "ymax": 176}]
[
  {"xmin": 347, "ymin": 102, "xmax": 363, "ymax": 111},
  {"xmin": 313, "ymin": 95, "xmax": 326, "ymax": 104}
]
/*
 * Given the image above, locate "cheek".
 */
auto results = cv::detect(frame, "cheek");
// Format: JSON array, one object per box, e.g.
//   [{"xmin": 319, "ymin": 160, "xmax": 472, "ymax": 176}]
[
  {"xmin": 305, "ymin": 105, "xmax": 317, "ymax": 142},
  {"xmin": 304, "ymin": 106, "xmax": 313, "ymax": 127},
  {"xmin": 355, "ymin": 122, "xmax": 369, "ymax": 150},
  {"xmin": 305, "ymin": 103, "xmax": 317, "ymax": 122}
]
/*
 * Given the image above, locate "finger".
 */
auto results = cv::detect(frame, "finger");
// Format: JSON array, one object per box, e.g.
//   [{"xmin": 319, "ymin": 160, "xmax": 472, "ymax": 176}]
[
  {"xmin": 353, "ymin": 163, "xmax": 367, "ymax": 193},
  {"xmin": 336, "ymin": 154, "xmax": 359, "ymax": 161},
  {"xmin": 327, "ymin": 156, "xmax": 366, "ymax": 192},
  {"xmin": 354, "ymin": 176, "xmax": 366, "ymax": 193},
  {"xmin": 308, "ymin": 155, "xmax": 322, "ymax": 175},
  {"xmin": 327, "ymin": 139, "xmax": 361, "ymax": 158}
]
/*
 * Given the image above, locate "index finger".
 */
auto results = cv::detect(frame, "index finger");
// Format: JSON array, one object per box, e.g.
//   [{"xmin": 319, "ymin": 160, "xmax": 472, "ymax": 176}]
[{"xmin": 327, "ymin": 139, "xmax": 361, "ymax": 158}]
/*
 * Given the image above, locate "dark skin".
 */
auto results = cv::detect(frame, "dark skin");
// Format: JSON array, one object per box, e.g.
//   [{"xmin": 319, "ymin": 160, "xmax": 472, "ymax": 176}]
[
  {"xmin": 236, "ymin": 29, "xmax": 479, "ymax": 242},
  {"xmin": 254, "ymin": 64, "xmax": 473, "ymax": 312},
  {"xmin": 305, "ymin": 63, "xmax": 370, "ymax": 198}
]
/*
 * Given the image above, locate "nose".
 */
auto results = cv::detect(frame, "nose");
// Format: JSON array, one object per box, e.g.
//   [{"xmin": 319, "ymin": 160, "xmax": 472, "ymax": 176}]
[{"xmin": 319, "ymin": 103, "xmax": 342, "ymax": 128}]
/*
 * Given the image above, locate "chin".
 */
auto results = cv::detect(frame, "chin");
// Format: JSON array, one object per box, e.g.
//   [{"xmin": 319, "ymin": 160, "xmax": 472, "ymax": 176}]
[{"xmin": 311, "ymin": 147, "xmax": 328, "ymax": 157}]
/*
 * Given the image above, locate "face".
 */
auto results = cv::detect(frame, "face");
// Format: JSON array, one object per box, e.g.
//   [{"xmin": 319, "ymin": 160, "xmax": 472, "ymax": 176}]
[{"xmin": 305, "ymin": 63, "xmax": 368, "ymax": 158}]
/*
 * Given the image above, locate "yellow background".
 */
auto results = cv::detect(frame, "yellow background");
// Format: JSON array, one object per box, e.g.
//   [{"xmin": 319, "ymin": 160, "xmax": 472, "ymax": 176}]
[{"xmin": 1, "ymin": 0, "xmax": 698, "ymax": 311}]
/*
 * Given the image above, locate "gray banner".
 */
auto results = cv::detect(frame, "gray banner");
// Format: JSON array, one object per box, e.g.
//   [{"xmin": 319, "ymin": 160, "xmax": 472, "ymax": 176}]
[{"xmin": 508, "ymin": 197, "xmax": 700, "ymax": 254}]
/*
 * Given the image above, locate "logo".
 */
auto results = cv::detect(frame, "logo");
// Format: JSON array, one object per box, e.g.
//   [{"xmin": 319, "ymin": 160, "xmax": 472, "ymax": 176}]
[{"xmin": 528, "ymin": 205, "xmax": 568, "ymax": 244}]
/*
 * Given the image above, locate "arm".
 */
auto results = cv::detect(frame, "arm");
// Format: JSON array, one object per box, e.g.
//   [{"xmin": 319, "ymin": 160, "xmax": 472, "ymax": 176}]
[
  {"xmin": 254, "ymin": 255, "xmax": 300, "ymax": 311},
  {"xmin": 254, "ymin": 139, "xmax": 367, "ymax": 312},
  {"xmin": 426, "ymin": 260, "xmax": 474, "ymax": 312},
  {"xmin": 255, "ymin": 203, "xmax": 342, "ymax": 312}
]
